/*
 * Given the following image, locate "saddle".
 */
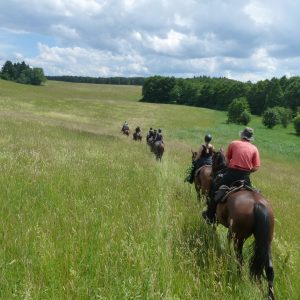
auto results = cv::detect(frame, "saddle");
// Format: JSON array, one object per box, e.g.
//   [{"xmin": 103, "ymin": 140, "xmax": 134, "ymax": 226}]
[{"xmin": 214, "ymin": 180, "xmax": 259, "ymax": 203}]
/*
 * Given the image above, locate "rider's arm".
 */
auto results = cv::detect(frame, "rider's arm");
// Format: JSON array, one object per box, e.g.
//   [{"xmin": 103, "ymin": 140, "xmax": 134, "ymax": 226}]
[
  {"xmin": 251, "ymin": 148, "xmax": 260, "ymax": 173},
  {"xmin": 250, "ymin": 166, "xmax": 259, "ymax": 173}
]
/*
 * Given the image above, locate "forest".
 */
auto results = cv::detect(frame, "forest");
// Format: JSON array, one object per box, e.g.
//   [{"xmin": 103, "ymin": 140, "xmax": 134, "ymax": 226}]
[
  {"xmin": 0, "ymin": 61, "xmax": 46, "ymax": 85},
  {"xmin": 141, "ymin": 75, "xmax": 300, "ymax": 116}
]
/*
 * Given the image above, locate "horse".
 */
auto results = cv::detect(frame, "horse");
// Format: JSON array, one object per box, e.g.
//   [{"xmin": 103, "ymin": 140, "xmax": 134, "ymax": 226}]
[
  {"xmin": 210, "ymin": 150, "xmax": 275, "ymax": 300},
  {"xmin": 153, "ymin": 141, "xmax": 164, "ymax": 161},
  {"xmin": 121, "ymin": 128, "xmax": 130, "ymax": 136},
  {"xmin": 133, "ymin": 131, "xmax": 142, "ymax": 142},
  {"xmin": 191, "ymin": 150, "xmax": 212, "ymax": 201}
]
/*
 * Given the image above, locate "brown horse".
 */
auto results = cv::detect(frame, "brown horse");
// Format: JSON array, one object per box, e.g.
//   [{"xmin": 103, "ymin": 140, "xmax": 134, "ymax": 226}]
[
  {"xmin": 191, "ymin": 150, "xmax": 212, "ymax": 201},
  {"xmin": 153, "ymin": 141, "xmax": 164, "ymax": 161},
  {"xmin": 211, "ymin": 150, "xmax": 275, "ymax": 300},
  {"xmin": 133, "ymin": 132, "xmax": 142, "ymax": 142},
  {"xmin": 121, "ymin": 128, "xmax": 130, "ymax": 136}
]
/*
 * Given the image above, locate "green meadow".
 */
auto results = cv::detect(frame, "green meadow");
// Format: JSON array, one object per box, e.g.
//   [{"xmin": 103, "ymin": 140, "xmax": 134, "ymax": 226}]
[{"xmin": 0, "ymin": 79, "xmax": 299, "ymax": 299}]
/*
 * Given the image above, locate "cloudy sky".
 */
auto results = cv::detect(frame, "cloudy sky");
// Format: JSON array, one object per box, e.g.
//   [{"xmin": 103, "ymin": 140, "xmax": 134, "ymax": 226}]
[{"xmin": 0, "ymin": 0, "xmax": 299, "ymax": 82}]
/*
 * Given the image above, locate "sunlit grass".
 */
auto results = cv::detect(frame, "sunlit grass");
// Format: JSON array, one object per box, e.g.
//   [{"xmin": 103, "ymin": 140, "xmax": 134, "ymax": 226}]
[{"xmin": 0, "ymin": 79, "xmax": 299, "ymax": 299}]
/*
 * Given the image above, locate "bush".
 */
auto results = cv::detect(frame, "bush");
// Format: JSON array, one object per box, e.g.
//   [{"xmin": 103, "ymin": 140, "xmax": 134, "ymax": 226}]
[
  {"xmin": 227, "ymin": 97, "xmax": 251, "ymax": 124},
  {"xmin": 262, "ymin": 108, "xmax": 280, "ymax": 128},
  {"xmin": 239, "ymin": 110, "xmax": 251, "ymax": 125},
  {"xmin": 273, "ymin": 106, "xmax": 293, "ymax": 128},
  {"xmin": 294, "ymin": 115, "xmax": 300, "ymax": 135}
]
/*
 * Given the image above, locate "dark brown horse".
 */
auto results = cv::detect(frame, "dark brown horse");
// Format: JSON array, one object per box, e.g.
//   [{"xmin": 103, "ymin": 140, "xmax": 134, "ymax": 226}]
[
  {"xmin": 211, "ymin": 150, "xmax": 275, "ymax": 300},
  {"xmin": 133, "ymin": 132, "xmax": 142, "ymax": 142},
  {"xmin": 121, "ymin": 128, "xmax": 130, "ymax": 136},
  {"xmin": 191, "ymin": 150, "xmax": 212, "ymax": 201},
  {"xmin": 153, "ymin": 141, "xmax": 164, "ymax": 161}
]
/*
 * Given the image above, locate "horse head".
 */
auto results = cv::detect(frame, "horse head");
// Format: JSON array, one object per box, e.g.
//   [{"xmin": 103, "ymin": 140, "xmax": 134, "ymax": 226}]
[
  {"xmin": 191, "ymin": 149, "xmax": 198, "ymax": 161},
  {"xmin": 212, "ymin": 148, "xmax": 227, "ymax": 174}
]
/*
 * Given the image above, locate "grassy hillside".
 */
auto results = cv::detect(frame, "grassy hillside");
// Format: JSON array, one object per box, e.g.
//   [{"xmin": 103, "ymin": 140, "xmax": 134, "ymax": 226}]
[{"xmin": 0, "ymin": 79, "xmax": 299, "ymax": 299}]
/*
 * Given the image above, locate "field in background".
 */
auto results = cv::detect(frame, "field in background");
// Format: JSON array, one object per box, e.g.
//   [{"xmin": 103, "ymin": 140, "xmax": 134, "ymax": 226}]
[{"xmin": 0, "ymin": 80, "xmax": 299, "ymax": 299}]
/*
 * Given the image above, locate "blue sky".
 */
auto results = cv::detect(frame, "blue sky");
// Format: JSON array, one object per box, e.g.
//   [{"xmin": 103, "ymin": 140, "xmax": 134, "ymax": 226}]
[{"xmin": 0, "ymin": 0, "xmax": 299, "ymax": 82}]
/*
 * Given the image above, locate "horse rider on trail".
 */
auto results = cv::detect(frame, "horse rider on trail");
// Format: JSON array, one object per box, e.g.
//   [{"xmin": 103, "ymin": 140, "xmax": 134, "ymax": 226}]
[
  {"xmin": 151, "ymin": 129, "xmax": 158, "ymax": 143},
  {"xmin": 122, "ymin": 121, "xmax": 129, "ymax": 132},
  {"xmin": 155, "ymin": 129, "xmax": 164, "ymax": 143},
  {"xmin": 185, "ymin": 134, "xmax": 214, "ymax": 184},
  {"xmin": 147, "ymin": 127, "xmax": 154, "ymax": 141},
  {"xmin": 202, "ymin": 127, "xmax": 260, "ymax": 224}
]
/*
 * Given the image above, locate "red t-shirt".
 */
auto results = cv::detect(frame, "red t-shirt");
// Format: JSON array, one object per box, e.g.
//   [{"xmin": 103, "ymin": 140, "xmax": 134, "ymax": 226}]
[{"xmin": 226, "ymin": 140, "xmax": 260, "ymax": 171}]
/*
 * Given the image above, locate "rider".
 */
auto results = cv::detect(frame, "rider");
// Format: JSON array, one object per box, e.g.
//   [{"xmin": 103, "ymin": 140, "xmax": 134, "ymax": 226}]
[
  {"xmin": 185, "ymin": 134, "xmax": 214, "ymax": 184},
  {"xmin": 122, "ymin": 121, "xmax": 129, "ymax": 132},
  {"xmin": 135, "ymin": 126, "xmax": 141, "ymax": 133},
  {"xmin": 155, "ymin": 129, "xmax": 164, "ymax": 143},
  {"xmin": 147, "ymin": 127, "xmax": 154, "ymax": 141},
  {"xmin": 151, "ymin": 129, "xmax": 158, "ymax": 143},
  {"xmin": 202, "ymin": 127, "xmax": 260, "ymax": 224}
]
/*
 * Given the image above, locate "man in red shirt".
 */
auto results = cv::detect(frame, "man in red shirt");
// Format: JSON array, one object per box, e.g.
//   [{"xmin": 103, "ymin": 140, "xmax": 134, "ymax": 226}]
[{"xmin": 202, "ymin": 127, "xmax": 260, "ymax": 224}]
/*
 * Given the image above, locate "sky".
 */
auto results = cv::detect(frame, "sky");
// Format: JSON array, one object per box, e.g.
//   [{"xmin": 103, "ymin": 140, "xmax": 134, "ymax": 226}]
[{"xmin": 0, "ymin": 0, "xmax": 300, "ymax": 82}]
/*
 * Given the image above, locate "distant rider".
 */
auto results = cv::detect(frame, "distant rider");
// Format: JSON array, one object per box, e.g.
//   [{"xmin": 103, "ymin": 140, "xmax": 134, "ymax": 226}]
[
  {"xmin": 121, "ymin": 121, "xmax": 129, "ymax": 132},
  {"xmin": 155, "ymin": 129, "xmax": 164, "ymax": 143},
  {"xmin": 147, "ymin": 127, "xmax": 154, "ymax": 142}
]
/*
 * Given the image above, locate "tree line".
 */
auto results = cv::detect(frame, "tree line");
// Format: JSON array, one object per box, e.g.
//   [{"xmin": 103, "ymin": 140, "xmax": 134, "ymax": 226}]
[
  {"xmin": 47, "ymin": 75, "xmax": 145, "ymax": 86},
  {"xmin": 141, "ymin": 75, "xmax": 300, "ymax": 134},
  {"xmin": 0, "ymin": 61, "xmax": 46, "ymax": 85}
]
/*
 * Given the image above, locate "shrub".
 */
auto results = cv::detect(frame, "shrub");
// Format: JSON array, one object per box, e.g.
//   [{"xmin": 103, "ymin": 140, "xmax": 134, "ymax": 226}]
[
  {"xmin": 227, "ymin": 97, "xmax": 251, "ymax": 124},
  {"xmin": 273, "ymin": 107, "xmax": 293, "ymax": 128},
  {"xmin": 262, "ymin": 108, "xmax": 280, "ymax": 129},
  {"xmin": 239, "ymin": 110, "xmax": 251, "ymax": 125},
  {"xmin": 294, "ymin": 115, "xmax": 300, "ymax": 135}
]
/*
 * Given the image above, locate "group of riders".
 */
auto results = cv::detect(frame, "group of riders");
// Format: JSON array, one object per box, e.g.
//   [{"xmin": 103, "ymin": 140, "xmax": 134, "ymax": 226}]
[
  {"xmin": 121, "ymin": 121, "xmax": 164, "ymax": 144},
  {"xmin": 122, "ymin": 121, "xmax": 260, "ymax": 226},
  {"xmin": 185, "ymin": 127, "xmax": 260, "ymax": 225},
  {"xmin": 146, "ymin": 127, "xmax": 164, "ymax": 144}
]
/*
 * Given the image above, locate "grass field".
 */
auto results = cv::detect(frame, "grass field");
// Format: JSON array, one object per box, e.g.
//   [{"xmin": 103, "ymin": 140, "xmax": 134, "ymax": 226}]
[{"xmin": 0, "ymin": 79, "xmax": 299, "ymax": 299}]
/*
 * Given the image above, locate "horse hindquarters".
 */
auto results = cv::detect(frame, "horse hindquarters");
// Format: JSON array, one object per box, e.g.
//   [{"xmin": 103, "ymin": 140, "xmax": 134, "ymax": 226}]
[{"xmin": 154, "ymin": 142, "xmax": 164, "ymax": 161}]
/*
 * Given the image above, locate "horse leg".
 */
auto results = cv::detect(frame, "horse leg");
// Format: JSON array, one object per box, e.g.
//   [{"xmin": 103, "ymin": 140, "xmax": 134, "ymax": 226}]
[
  {"xmin": 265, "ymin": 248, "xmax": 275, "ymax": 300},
  {"xmin": 234, "ymin": 237, "xmax": 244, "ymax": 266}
]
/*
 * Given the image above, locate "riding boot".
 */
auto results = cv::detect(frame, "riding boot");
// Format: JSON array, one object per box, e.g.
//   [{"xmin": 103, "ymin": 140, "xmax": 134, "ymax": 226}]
[{"xmin": 202, "ymin": 199, "xmax": 217, "ymax": 224}]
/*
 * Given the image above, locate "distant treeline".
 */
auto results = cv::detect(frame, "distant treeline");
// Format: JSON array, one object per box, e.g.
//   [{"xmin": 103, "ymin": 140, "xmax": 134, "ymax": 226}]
[
  {"xmin": 0, "ymin": 61, "xmax": 46, "ymax": 85},
  {"xmin": 141, "ymin": 75, "xmax": 300, "ymax": 116},
  {"xmin": 47, "ymin": 75, "xmax": 145, "ymax": 86}
]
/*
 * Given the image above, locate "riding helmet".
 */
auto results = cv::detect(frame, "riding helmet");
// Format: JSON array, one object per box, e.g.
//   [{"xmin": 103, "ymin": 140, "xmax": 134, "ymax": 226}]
[{"xmin": 204, "ymin": 134, "xmax": 212, "ymax": 143}]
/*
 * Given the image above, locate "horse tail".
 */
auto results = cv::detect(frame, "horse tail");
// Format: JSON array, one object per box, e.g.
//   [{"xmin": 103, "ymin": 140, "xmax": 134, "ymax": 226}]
[{"xmin": 250, "ymin": 202, "xmax": 271, "ymax": 279}]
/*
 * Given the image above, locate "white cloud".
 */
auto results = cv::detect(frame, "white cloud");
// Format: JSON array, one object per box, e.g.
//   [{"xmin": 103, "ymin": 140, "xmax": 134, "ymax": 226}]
[
  {"xmin": 26, "ymin": 43, "xmax": 148, "ymax": 77},
  {"xmin": 51, "ymin": 24, "xmax": 80, "ymax": 40},
  {"xmin": 251, "ymin": 47, "xmax": 277, "ymax": 72},
  {"xmin": 147, "ymin": 30, "xmax": 185, "ymax": 54},
  {"xmin": 0, "ymin": 0, "xmax": 300, "ymax": 81},
  {"xmin": 243, "ymin": 1, "xmax": 273, "ymax": 26}
]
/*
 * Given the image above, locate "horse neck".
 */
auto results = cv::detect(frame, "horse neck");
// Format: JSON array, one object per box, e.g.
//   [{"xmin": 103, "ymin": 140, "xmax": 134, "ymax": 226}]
[{"xmin": 212, "ymin": 153, "xmax": 227, "ymax": 174}]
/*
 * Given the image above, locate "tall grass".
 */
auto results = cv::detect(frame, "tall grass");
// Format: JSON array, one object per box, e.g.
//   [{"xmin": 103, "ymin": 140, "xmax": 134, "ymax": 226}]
[{"xmin": 0, "ymin": 80, "xmax": 299, "ymax": 299}]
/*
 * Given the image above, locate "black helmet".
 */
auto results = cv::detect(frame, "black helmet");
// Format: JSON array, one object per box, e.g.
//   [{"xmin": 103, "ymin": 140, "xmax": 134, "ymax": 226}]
[
  {"xmin": 150, "ymin": 127, "xmax": 153, "ymax": 130},
  {"xmin": 158, "ymin": 129, "xmax": 161, "ymax": 133},
  {"xmin": 204, "ymin": 134, "xmax": 212, "ymax": 143}
]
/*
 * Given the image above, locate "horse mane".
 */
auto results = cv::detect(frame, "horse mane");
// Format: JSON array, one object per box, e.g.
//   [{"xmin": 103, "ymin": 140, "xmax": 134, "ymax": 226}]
[{"xmin": 212, "ymin": 149, "xmax": 227, "ymax": 173}]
